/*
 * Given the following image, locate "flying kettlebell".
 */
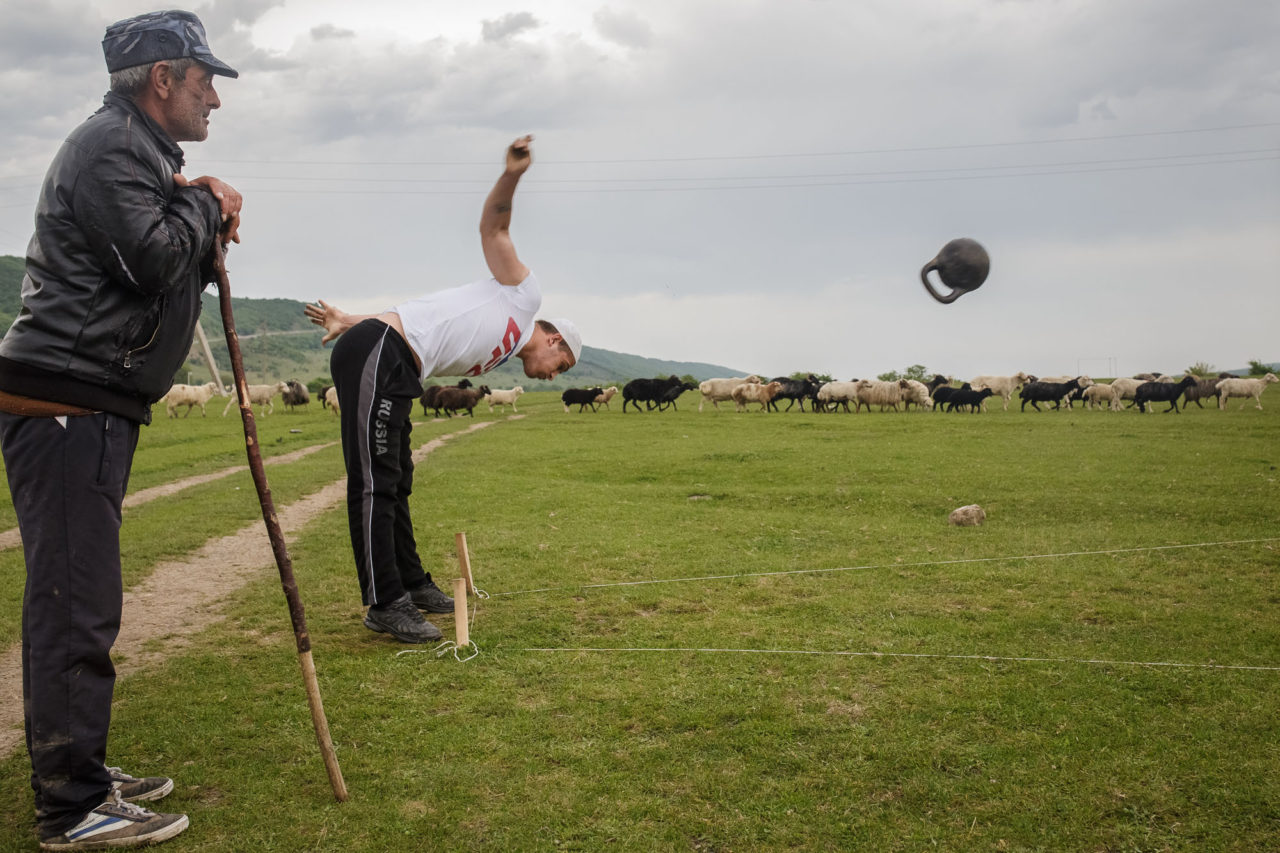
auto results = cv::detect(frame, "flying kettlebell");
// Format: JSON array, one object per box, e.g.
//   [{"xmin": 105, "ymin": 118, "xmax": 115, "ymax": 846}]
[{"xmin": 920, "ymin": 238, "xmax": 989, "ymax": 304}]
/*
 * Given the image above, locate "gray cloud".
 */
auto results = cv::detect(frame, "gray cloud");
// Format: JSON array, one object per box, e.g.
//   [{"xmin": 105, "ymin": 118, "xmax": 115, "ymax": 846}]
[
  {"xmin": 1, "ymin": 0, "xmax": 1276, "ymax": 378},
  {"xmin": 481, "ymin": 12, "xmax": 540, "ymax": 43},
  {"xmin": 0, "ymin": 1, "xmax": 102, "ymax": 69},
  {"xmin": 311, "ymin": 23, "xmax": 356, "ymax": 40},
  {"xmin": 593, "ymin": 7, "xmax": 653, "ymax": 49}
]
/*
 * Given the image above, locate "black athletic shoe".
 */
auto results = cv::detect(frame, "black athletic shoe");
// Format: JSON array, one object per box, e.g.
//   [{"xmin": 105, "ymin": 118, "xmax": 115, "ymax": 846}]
[
  {"xmin": 107, "ymin": 766, "xmax": 173, "ymax": 802},
  {"xmin": 364, "ymin": 593, "xmax": 442, "ymax": 643},
  {"xmin": 407, "ymin": 579, "xmax": 455, "ymax": 613}
]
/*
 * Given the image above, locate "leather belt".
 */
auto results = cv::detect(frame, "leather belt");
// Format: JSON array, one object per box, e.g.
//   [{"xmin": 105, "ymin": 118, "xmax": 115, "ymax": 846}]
[{"xmin": 0, "ymin": 390, "xmax": 98, "ymax": 417}]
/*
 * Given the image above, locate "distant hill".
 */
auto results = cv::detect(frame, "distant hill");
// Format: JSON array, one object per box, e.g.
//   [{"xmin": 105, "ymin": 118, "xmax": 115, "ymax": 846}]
[{"xmin": 0, "ymin": 255, "xmax": 746, "ymax": 389}]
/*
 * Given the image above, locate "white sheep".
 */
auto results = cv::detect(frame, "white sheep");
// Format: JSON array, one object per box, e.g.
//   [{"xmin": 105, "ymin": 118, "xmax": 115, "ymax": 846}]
[
  {"xmin": 731, "ymin": 381, "xmax": 783, "ymax": 412},
  {"xmin": 853, "ymin": 379, "xmax": 909, "ymax": 413},
  {"xmin": 161, "ymin": 381, "xmax": 222, "ymax": 418},
  {"xmin": 1082, "ymin": 382, "xmax": 1121, "ymax": 411},
  {"xmin": 698, "ymin": 376, "xmax": 761, "ymax": 411},
  {"xmin": 902, "ymin": 380, "xmax": 934, "ymax": 411},
  {"xmin": 324, "ymin": 386, "xmax": 340, "ymax": 415},
  {"xmin": 1216, "ymin": 373, "xmax": 1278, "ymax": 410},
  {"xmin": 222, "ymin": 381, "xmax": 289, "ymax": 417},
  {"xmin": 485, "ymin": 386, "xmax": 524, "ymax": 413},
  {"xmin": 594, "ymin": 386, "xmax": 619, "ymax": 409},
  {"xmin": 1109, "ymin": 377, "xmax": 1147, "ymax": 408},
  {"xmin": 816, "ymin": 381, "xmax": 859, "ymax": 413},
  {"xmin": 969, "ymin": 372, "xmax": 1030, "ymax": 411}
]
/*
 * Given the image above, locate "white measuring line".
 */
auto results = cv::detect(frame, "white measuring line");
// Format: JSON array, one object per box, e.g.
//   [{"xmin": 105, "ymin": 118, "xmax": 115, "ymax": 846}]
[
  {"xmin": 519, "ymin": 646, "xmax": 1280, "ymax": 672},
  {"xmin": 399, "ymin": 536, "xmax": 1280, "ymax": 670},
  {"xmin": 490, "ymin": 537, "xmax": 1280, "ymax": 598}
]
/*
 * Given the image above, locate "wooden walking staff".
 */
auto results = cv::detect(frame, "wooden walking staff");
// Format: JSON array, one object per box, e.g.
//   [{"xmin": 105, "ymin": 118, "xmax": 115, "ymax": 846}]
[{"xmin": 213, "ymin": 242, "xmax": 350, "ymax": 803}]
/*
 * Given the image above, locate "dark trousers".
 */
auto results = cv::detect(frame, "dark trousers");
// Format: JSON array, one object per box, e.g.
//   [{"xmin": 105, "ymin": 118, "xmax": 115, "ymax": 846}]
[
  {"xmin": 0, "ymin": 411, "xmax": 139, "ymax": 833},
  {"xmin": 330, "ymin": 320, "xmax": 430, "ymax": 606}
]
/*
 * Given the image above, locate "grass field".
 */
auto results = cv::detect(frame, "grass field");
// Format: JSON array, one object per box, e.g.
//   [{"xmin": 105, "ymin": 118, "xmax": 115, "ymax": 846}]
[{"xmin": 1, "ymin": 388, "xmax": 1277, "ymax": 851}]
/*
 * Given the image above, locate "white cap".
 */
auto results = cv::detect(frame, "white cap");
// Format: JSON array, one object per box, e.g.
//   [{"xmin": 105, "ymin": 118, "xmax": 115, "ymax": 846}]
[{"xmin": 546, "ymin": 317, "xmax": 582, "ymax": 366}]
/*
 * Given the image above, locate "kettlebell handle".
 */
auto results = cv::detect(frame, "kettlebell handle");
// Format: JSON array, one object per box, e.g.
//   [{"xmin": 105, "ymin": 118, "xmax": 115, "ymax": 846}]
[{"xmin": 921, "ymin": 258, "xmax": 964, "ymax": 304}]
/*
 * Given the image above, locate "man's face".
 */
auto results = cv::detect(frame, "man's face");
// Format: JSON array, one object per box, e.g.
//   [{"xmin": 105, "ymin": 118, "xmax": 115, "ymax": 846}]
[
  {"xmin": 162, "ymin": 63, "xmax": 220, "ymax": 142},
  {"xmin": 522, "ymin": 336, "xmax": 575, "ymax": 381}
]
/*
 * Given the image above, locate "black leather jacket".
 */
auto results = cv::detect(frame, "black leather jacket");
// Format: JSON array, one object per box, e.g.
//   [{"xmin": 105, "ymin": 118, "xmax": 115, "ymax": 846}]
[{"xmin": 0, "ymin": 92, "xmax": 222, "ymax": 424}]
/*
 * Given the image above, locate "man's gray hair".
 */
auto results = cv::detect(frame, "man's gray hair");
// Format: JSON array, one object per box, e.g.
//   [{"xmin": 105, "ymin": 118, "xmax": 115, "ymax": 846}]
[{"xmin": 109, "ymin": 57, "xmax": 199, "ymax": 96}]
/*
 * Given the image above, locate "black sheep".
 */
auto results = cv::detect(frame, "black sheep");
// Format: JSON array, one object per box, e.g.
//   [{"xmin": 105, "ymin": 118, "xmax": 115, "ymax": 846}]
[
  {"xmin": 946, "ymin": 387, "xmax": 993, "ymax": 413},
  {"xmin": 657, "ymin": 381, "xmax": 698, "ymax": 412},
  {"xmin": 623, "ymin": 376, "xmax": 685, "ymax": 412},
  {"xmin": 1135, "ymin": 375, "xmax": 1198, "ymax": 413},
  {"xmin": 931, "ymin": 382, "xmax": 967, "ymax": 411},
  {"xmin": 767, "ymin": 375, "xmax": 821, "ymax": 412},
  {"xmin": 1020, "ymin": 378, "xmax": 1088, "ymax": 412},
  {"xmin": 562, "ymin": 387, "xmax": 604, "ymax": 413}
]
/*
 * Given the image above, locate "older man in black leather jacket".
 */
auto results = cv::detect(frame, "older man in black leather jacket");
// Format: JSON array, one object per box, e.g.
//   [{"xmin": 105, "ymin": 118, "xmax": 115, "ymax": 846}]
[{"xmin": 0, "ymin": 11, "xmax": 241, "ymax": 849}]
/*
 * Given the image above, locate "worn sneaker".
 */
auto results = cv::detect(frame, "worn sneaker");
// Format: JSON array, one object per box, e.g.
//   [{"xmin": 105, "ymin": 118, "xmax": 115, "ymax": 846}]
[
  {"xmin": 407, "ymin": 579, "xmax": 455, "ymax": 613},
  {"xmin": 39, "ymin": 793, "xmax": 188, "ymax": 850},
  {"xmin": 364, "ymin": 593, "xmax": 443, "ymax": 643},
  {"xmin": 107, "ymin": 766, "xmax": 173, "ymax": 802}
]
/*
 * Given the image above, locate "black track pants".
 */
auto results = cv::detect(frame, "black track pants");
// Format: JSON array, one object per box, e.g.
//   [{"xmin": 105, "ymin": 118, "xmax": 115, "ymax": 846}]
[
  {"xmin": 330, "ymin": 319, "xmax": 430, "ymax": 606},
  {"xmin": 0, "ymin": 411, "xmax": 139, "ymax": 834}
]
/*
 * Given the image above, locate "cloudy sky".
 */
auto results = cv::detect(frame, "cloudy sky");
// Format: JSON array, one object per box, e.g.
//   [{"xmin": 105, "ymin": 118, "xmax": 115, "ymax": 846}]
[{"xmin": 1, "ymin": 0, "xmax": 1277, "ymax": 380}]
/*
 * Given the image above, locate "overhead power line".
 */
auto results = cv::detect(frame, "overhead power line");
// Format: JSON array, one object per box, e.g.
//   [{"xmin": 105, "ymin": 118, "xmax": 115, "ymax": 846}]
[
  {"xmin": 194, "ymin": 121, "xmax": 1280, "ymax": 168},
  {"xmin": 207, "ymin": 153, "xmax": 1280, "ymax": 196},
  {"xmin": 200, "ymin": 147, "xmax": 1279, "ymax": 186}
]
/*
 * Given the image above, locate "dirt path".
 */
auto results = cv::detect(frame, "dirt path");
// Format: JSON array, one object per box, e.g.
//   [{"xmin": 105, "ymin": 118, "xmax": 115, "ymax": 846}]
[{"xmin": 0, "ymin": 418, "xmax": 512, "ymax": 759}]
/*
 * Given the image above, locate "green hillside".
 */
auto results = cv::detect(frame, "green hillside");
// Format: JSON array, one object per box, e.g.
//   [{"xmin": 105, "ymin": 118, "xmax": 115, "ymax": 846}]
[
  {"xmin": 0, "ymin": 255, "xmax": 24, "ymax": 331},
  {"xmin": 0, "ymin": 255, "xmax": 746, "ymax": 390}
]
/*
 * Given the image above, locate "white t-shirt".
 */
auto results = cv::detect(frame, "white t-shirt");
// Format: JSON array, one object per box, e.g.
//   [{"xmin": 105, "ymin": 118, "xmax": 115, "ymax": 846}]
[{"xmin": 391, "ymin": 273, "xmax": 541, "ymax": 380}]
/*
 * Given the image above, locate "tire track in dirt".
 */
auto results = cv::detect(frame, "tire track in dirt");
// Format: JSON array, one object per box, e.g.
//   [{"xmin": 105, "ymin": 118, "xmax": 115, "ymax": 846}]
[{"xmin": 0, "ymin": 418, "xmax": 512, "ymax": 758}]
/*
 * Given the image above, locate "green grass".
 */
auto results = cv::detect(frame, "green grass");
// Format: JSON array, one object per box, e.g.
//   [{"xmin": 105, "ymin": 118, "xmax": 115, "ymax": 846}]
[{"xmin": 1, "ymin": 390, "xmax": 1277, "ymax": 851}]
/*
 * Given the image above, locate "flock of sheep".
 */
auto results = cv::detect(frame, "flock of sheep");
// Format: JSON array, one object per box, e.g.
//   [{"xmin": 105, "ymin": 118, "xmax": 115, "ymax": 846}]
[
  {"xmin": 159, "ymin": 379, "xmax": 314, "ymax": 418},
  {"xmin": 560, "ymin": 371, "xmax": 1279, "ymax": 415},
  {"xmin": 159, "ymin": 377, "xmax": 528, "ymax": 419},
  {"xmin": 157, "ymin": 370, "xmax": 1276, "ymax": 421}
]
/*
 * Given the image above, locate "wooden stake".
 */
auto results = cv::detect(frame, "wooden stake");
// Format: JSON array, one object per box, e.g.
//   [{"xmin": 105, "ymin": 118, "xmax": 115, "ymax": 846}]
[
  {"xmin": 453, "ymin": 577, "xmax": 470, "ymax": 648},
  {"xmin": 455, "ymin": 531, "xmax": 476, "ymax": 595},
  {"xmin": 213, "ymin": 242, "xmax": 349, "ymax": 803}
]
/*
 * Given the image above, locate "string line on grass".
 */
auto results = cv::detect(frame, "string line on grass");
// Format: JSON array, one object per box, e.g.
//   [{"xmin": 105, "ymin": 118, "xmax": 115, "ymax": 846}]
[
  {"xmin": 393, "ymin": 582, "xmax": 491, "ymax": 663},
  {"xmin": 396, "ymin": 641, "xmax": 480, "ymax": 663},
  {"xmin": 518, "ymin": 646, "xmax": 1280, "ymax": 672},
  {"xmin": 490, "ymin": 537, "xmax": 1280, "ymax": 598}
]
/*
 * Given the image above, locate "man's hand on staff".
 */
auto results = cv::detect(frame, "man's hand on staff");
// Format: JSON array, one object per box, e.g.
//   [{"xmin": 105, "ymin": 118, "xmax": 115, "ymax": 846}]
[{"xmin": 174, "ymin": 174, "xmax": 243, "ymax": 244}]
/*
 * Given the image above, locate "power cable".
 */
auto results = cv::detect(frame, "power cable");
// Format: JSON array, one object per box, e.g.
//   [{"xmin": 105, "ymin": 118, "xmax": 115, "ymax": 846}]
[
  {"xmin": 200, "ymin": 154, "xmax": 1280, "ymax": 196},
  {"xmin": 193, "ymin": 121, "xmax": 1280, "ymax": 168}
]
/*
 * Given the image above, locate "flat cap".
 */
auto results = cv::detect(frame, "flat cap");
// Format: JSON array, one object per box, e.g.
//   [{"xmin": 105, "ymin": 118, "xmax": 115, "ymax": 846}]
[{"xmin": 102, "ymin": 10, "xmax": 238, "ymax": 78}]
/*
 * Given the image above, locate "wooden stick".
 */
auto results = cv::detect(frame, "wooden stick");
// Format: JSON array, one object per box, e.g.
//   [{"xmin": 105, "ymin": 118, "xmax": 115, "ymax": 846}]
[
  {"xmin": 455, "ymin": 531, "xmax": 476, "ymax": 595},
  {"xmin": 213, "ymin": 242, "xmax": 349, "ymax": 803},
  {"xmin": 453, "ymin": 577, "xmax": 470, "ymax": 648}
]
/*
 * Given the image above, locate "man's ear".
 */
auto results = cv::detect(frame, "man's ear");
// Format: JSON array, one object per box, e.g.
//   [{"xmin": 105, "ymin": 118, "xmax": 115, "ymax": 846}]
[{"xmin": 148, "ymin": 62, "xmax": 175, "ymax": 100}]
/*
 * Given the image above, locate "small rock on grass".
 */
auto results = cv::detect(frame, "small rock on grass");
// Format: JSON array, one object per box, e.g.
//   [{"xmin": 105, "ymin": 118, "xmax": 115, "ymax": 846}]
[{"xmin": 949, "ymin": 504, "xmax": 986, "ymax": 526}]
